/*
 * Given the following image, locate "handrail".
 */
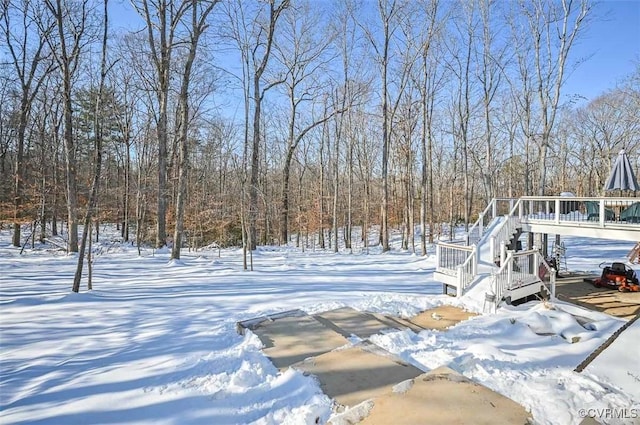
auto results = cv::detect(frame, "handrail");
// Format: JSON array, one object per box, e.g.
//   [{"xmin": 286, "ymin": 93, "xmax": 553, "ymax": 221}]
[
  {"xmin": 439, "ymin": 195, "xmax": 638, "ymax": 307},
  {"xmin": 435, "ymin": 241, "xmax": 477, "ymax": 297},
  {"xmin": 466, "ymin": 198, "xmax": 519, "ymax": 245},
  {"xmin": 489, "ymin": 215, "xmax": 521, "ymax": 263},
  {"xmin": 456, "ymin": 247, "xmax": 477, "ymax": 295},
  {"xmin": 490, "ymin": 248, "xmax": 555, "ymax": 307},
  {"xmin": 436, "ymin": 241, "xmax": 474, "ymax": 276},
  {"xmin": 513, "ymin": 196, "xmax": 638, "ymax": 224},
  {"xmin": 466, "ymin": 199, "xmax": 497, "ymax": 245}
]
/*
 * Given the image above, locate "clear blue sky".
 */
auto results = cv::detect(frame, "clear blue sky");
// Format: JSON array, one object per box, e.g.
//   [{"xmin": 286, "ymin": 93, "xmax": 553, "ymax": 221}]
[{"xmin": 563, "ymin": 0, "xmax": 640, "ymax": 101}]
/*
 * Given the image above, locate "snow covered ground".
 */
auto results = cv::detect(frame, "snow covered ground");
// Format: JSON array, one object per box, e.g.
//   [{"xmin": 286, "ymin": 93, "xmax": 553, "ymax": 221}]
[{"xmin": 1, "ymin": 227, "xmax": 639, "ymax": 425}]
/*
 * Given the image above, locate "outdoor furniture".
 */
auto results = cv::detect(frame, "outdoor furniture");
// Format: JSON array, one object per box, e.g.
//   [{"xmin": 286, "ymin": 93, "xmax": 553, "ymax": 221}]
[
  {"xmin": 584, "ymin": 201, "xmax": 616, "ymax": 221},
  {"xmin": 604, "ymin": 149, "xmax": 639, "ymax": 193},
  {"xmin": 620, "ymin": 202, "xmax": 640, "ymax": 223}
]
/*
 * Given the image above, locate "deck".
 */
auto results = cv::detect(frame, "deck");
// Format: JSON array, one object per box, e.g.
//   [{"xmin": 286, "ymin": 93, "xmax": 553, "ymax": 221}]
[{"xmin": 515, "ymin": 196, "xmax": 640, "ymax": 241}]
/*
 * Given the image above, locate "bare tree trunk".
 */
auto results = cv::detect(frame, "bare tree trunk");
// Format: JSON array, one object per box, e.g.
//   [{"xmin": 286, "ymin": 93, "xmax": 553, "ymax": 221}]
[
  {"xmin": 346, "ymin": 132, "xmax": 353, "ymax": 251},
  {"xmin": 12, "ymin": 108, "xmax": 27, "ymax": 248},
  {"xmin": 171, "ymin": 0, "xmax": 218, "ymax": 260},
  {"xmin": 380, "ymin": 32, "xmax": 390, "ymax": 252},
  {"xmin": 134, "ymin": 0, "xmax": 190, "ymax": 248},
  {"xmin": 87, "ymin": 221, "xmax": 93, "ymax": 290},
  {"xmin": 52, "ymin": 132, "xmax": 59, "ymax": 236},
  {"xmin": 2, "ymin": 2, "xmax": 54, "ymax": 248},
  {"xmin": 318, "ymin": 121, "xmax": 326, "ymax": 249},
  {"xmin": 332, "ymin": 128, "xmax": 339, "ymax": 253},
  {"xmin": 72, "ymin": 0, "xmax": 108, "ymax": 292},
  {"xmin": 123, "ymin": 140, "xmax": 130, "ymax": 241},
  {"xmin": 248, "ymin": 0, "xmax": 289, "ymax": 250}
]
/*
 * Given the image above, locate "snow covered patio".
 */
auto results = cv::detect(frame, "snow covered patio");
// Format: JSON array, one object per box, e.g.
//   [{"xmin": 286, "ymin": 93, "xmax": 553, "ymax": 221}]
[{"xmin": 238, "ymin": 306, "xmax": 535, "ymax": 423}]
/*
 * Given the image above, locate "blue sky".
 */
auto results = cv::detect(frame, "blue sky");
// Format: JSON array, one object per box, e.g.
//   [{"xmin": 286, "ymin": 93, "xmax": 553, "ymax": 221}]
[{"xmin": 563, "ymin": 0, "xmax": 639, "ymax": 100}]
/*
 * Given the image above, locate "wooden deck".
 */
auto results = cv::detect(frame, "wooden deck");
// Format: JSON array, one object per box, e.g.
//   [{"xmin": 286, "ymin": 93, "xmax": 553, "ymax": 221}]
[{"xmin": 554, "ymin": 273, "xmax": 640, "ymax": 319}]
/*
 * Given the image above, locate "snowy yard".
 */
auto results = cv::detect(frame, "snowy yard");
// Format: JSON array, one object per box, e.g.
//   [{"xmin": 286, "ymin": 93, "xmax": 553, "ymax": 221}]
[{"xmin": 1, "ymin": 228, "xmax": 639, "ymax": 425}]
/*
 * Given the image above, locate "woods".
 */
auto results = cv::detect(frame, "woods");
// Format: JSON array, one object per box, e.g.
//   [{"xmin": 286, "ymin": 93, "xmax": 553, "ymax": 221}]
[{"xmin": 1, "ymin": 0, "xmax": 638, "ymax": 265}]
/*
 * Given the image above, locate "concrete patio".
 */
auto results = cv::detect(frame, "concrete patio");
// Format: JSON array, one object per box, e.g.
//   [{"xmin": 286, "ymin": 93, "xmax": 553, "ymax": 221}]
[{"xmin": 238, "ymin": 306, "xmax": 535, "ymax": 424}]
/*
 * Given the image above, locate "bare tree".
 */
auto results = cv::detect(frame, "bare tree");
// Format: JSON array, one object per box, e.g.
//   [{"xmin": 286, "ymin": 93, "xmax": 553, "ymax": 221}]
[
  {"xmin": 110, "ymin": 62, "xmax": 135, "ymax": 242},
  {"xmin": 330, "ymin": 0, "xmax": 369, "ymax": 252},
  {"xmin": 247, "ymin": 0, "xmax": 289, "ymax": 250},
  {"xmin": 222, "ymin": 0, "xmax": 253, "ymax": 267},
  {"xmin": 446, "ymin": 0, "xmax": 477, "ymax": 230},
  {"xmin": 133, "ymin": 0, "xmax": 188, "ymax": 248},
  {"xmin": 171, "ymin": 0, "xmax": 219, "ymax": 260},
  {"xmin": 414, "ymin": 0, "xmax": 445, "ymax": 251},
  {"xmin": 273, "ymin": 1, "xmax": 336, "ymax": 245},
  {"xmin": 72, "ymin": 0, "xmax": 109, "ymax": 292},
  {"xmin": 357, "ymin": 0, "xmax": 406, "ymax": 252},
  {"xmin": 519, "ymin": 0, "xmax": 590, "ymax": 195},
  {"xmin": 475, "ymin": 0, "xmax": 505, "ymax": 203},
  {"xmin": 2, "ymin": 0, "xmax": 56, "ymax": 247},
  {"xmin": 43, "ymin": 0, "xmax": 96, "ymax": 253}
]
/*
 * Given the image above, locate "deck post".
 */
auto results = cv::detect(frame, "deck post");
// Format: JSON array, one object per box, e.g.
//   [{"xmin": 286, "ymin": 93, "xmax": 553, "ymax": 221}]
[
  {"xmin": 599, "ymin": 200, "xmax": 605, "ymax": 226},
  {"xmin": 555, "ymin": 199, "xmax": 561, "ymax": 224},
  {"xmin": 490, "ymin": 236, "xmax": 494, "ymax": 262},
  {"xmin": 507, "ymin": 252, "xmax": 513, "ymax": 292},
  {"xmin": 518, "ymin": 201, "xmax": 523, "ymax": 219},
  {"xmin": 473, "ymin": 244, "xmax": 478, "ymax": 275}
]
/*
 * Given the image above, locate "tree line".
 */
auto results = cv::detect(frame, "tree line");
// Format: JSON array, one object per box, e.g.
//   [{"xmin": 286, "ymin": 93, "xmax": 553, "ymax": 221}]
[{"xmin": 1, "ymin": 0, "xmax": 638, "ymax": 271}]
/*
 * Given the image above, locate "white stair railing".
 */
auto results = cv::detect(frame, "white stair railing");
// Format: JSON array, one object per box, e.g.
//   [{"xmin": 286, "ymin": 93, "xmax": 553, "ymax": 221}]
[
  {"xmin": 466, "ymin": 198, "xmax": 518, "ymax": 246},
  {"xmin": 466, "ymin": 201, "xmax": 495, "ymax": 246},
  {"xmin": 489, "ymin": 215, "xmax": 522, "ymax": 263},
  {"xmin": 435, "ymin": 242, "xmax": 477, "ymax": 297},
  {"xmin": 489, "ymin": 249, "xmax": 556, "ymax": 309},
  {"xmin": 456, "ymin": 249, "xmax": 478, "ymax": 295}
]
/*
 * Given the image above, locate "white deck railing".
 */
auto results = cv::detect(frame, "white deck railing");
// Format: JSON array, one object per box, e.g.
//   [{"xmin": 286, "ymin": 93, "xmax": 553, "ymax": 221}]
[
  {"xmin": 490, "ymin": 249, "xmax": 555, "ymax": 306},
  {"xmin": 489, "ymin": 215, "xmax": 521, "ymax": 264},
  {"xmin": 466, "ymin": 198, "xmax": 518, "ymax": 245},
  {"xmin": 436, "ymin": 242, "xmax": 477, "ymax": 296},
  {"xmin": 514, "ymin": 197, "xmax": 640, "ymax": 226},
  {"xmin": 438, "ymin": 196, "xmax": 638, "ymax": 302}
]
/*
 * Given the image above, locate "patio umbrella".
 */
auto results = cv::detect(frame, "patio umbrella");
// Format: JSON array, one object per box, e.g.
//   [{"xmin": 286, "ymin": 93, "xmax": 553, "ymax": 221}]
[{"xmin": 603, "ymin": 149, "xmax": 639, "ymax": 192}]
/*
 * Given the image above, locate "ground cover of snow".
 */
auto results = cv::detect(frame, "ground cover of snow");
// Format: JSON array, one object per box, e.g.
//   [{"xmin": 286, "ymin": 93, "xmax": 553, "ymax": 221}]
[
  {"xmin": 586, "ymin": 317, "xmax": 640, "ymax": 402},
  {"xmin": 1, "ymin": 227, "xmax": 639, "ymax": 425}
]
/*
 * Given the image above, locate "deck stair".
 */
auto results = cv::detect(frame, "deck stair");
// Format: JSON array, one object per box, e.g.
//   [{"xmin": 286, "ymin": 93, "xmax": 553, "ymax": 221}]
[
  {"xmin": 435, "ymin": 196, "xmax": 640, "ymax": 311},
  {"xmin": 506, "ymin": 226, "xmax": 523, "ymax": 252}
]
